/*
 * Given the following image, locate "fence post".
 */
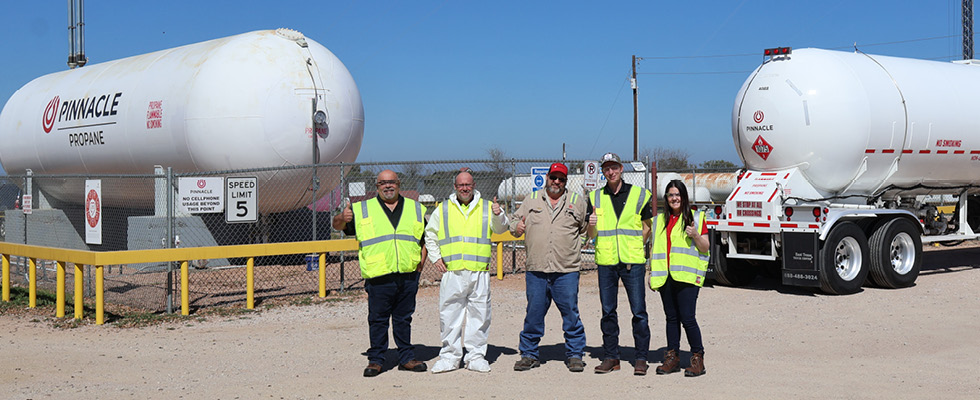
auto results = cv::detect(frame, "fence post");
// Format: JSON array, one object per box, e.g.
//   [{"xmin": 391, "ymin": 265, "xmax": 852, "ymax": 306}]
[
  {"xmin": 166, "ymin": 167, "xmax": 174, "ymax": 314},
  {"xmin": 181, "ymin": 261, "xmax": 189, "ymax": 315},
  {"xmin": 28, "ymin": 257, "xmax": 36, "ymax": 308},
  {"xmin": 338, "ymin": 162, "xmax": 346, "ymax": 293},
  {"xmin": 510, "ymin": 160, "xmax": 517, "ymax": 273}
]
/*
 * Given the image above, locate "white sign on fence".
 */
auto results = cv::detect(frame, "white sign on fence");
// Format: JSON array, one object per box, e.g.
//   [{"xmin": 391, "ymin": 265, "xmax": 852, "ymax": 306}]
[
  {"xmin": 531, "ymin": 166, "xmax": 549, "ymax": 191},
  {"xmin": 84, "ymin": 180, "xmax": 102, "ymax": 245},
  {"xmin": 179, "ymin": 177, "xmax": 225, "ymax": 213},
  {"xmin": 583, "ymin": 160, "xmax": 600, "ymax": 191},
  {"xmin": 225, "ymin": 177, "xmax": 258, "ymax": 223}
]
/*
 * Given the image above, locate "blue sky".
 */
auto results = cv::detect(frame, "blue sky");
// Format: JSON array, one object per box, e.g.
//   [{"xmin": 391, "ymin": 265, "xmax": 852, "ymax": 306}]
[{"xmin": 0, "ymin": 0, "xmax": 972, "ymax": 167}]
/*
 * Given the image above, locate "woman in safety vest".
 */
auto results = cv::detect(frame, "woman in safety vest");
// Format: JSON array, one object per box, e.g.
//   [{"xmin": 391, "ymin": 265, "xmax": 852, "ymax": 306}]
[{"xmin": 650, "ymin": 179, "xmax": 709, "ymax": 377}]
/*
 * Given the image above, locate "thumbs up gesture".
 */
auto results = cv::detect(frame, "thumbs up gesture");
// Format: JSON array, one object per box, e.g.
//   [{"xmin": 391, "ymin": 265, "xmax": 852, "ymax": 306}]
[
  {"xmin": 333, "ymin": 198, "xmax": 354, "ymax": 231},
  {"xmin": 514, "ymin": 216, "xmax": 526, "ymax": 237},
  {"xmin": 342, "ymin": 199, "xmax": 353, "ymax": 223},
  {"xmin": 492, "ymin": 196, "xmax": 502, "ymax": 215},
  {"xmin": 685, "ymin": 222, "xmax": 698, "ymax": 238}
]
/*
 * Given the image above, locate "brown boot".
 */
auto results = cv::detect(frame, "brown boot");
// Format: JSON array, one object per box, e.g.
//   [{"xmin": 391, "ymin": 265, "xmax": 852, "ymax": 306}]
[
  {"xmin": 655, "ymin": 349, "xmax": 680, "ymax": 375},
  {"xmin": 684, "ymin": 352, "xmax": 705, "ymax": 377}
]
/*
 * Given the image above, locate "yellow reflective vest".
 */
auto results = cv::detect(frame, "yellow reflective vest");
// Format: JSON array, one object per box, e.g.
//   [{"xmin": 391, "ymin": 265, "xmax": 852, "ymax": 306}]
[
  {"xmin": 353, "ymin": 197, "xmax": 426, "ymax": 279},
  {"xmin": 649, "ymin": 211, "xmax": 709, "ymax": 288},
  {"xmin": 435, "ymin": 198, "xmax": 493, "ymax": 271},
  {"xmin": 591, "ymin": 185, "xmax": 650, "ymax": 265}
]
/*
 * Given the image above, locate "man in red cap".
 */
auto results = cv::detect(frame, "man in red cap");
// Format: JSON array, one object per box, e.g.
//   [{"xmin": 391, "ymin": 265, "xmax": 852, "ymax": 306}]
[{"xmin": 509, "ymin": 162, "xmax": 590, "ymax": 373}]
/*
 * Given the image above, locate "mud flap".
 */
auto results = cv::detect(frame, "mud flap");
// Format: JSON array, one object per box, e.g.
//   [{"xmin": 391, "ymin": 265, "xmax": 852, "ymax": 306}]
[{"xmin": 780, "ymin": 231, "xmax": 821, "ymax": 287}]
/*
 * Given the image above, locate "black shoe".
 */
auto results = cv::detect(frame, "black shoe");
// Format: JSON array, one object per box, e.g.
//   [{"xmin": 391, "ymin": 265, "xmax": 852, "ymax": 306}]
[
  {"xmin": 363, "ymin": 363, "xmax": 382, "ymax": 377},
  {"xmin": 398, "ymin": 360, "xmax": 427, "ymax": 372},
  {"xmin": 565, "ymin": 357, "xmax": 585, "ymax": 372}
]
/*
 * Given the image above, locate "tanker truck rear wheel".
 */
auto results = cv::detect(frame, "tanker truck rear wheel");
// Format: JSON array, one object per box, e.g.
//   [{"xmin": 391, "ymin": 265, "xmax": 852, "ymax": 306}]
[
  {"xmin": 712, "ymin": 256, "xmax": 758, "ymax": 287},
  {"xmin": 868, "ymin": 218, "xmax": 921, "ymax": 288},
  {"xmin": 818, "ymin": 222, "xmax": 869, "ymax": 295}
]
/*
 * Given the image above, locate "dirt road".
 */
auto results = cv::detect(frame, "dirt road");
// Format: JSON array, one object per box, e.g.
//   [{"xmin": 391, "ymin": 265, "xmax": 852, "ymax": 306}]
[{"xmin": 3, "ymin": 245, "xmax": 979, "ymax": 399}]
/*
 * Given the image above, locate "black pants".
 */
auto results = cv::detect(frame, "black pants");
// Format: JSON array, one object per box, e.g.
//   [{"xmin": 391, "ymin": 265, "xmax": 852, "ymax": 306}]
[
  {"xmin": 365, "ymin": 271, "xmax": 419, "ymax": 365},
  {"xmin": 658, "ymin": 275, "xmax": 704, "ymax": 354}
]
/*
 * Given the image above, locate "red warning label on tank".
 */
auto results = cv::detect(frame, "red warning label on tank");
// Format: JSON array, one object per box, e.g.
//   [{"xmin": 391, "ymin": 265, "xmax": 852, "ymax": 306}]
[
  {"xmin": 146, "ymin": 101, "xmax": 163, "ymax": 129},
  {"xmin": 753, "ymin": 136, "xmax": 773, "ymax": 160}
]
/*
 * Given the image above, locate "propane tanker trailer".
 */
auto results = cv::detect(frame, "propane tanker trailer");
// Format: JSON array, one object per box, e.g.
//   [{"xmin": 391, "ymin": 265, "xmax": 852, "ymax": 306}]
[{"xmin": 709, "ymin": 47, "xmax": 980, "ymax": 294}]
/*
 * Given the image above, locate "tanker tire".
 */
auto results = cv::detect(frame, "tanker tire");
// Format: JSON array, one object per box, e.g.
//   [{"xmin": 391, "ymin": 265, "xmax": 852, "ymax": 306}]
[
  {"xmin": 712, "ymin": 255, "xmax": 757, "ymax": 287},
  {"xmin": 868, "ymin": 218, "xmax": 921, "ymax": 288},
  {"xmin": 818, "ymin": 222, "xmax": 869, "ymax": 295}
]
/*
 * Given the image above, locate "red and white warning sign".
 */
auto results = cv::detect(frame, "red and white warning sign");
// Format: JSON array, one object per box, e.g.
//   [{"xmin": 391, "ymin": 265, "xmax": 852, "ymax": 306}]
[
  {"xmin": 85, "ymin": 180, "xmax": 102, "ymax": 245},
  {"xmin": 753, "ymin": 136, "xmax": 774, "ymax": 161}
]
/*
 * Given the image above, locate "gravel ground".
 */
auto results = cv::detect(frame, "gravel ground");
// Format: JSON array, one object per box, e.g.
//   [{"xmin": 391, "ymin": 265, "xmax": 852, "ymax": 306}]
[{"xmin": 2, "ymin": 244, "xmax": 980, "ymax": 399}]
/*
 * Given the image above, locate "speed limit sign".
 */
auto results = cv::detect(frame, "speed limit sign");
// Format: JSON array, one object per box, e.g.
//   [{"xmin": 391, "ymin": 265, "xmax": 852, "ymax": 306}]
[{"xmin": 226, "ymin": 177, "xmax": 258, "ymax": 223}]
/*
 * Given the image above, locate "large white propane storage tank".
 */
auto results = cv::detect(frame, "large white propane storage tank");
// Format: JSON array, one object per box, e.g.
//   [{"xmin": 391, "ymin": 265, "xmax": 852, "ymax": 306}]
[
  {"xmin": 0, "ymin": 29, "xmax": 364, "ymax": 213},
  {"xmin": 733, "ymin": 48, "xmax": 980, "ymax": 199}
]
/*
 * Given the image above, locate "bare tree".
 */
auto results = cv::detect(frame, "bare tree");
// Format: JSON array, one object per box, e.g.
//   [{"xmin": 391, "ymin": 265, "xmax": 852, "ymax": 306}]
[
  {"xmin": 484, "ymin": 146, "xmax": 510, "ymax": 176},
  {"xmin": 639, "ymin": 146, "xmax": 691, "ymax": 170},
  {"xmin": 699, "ymin": 159, "xmax": 739, "ymax": 170}
]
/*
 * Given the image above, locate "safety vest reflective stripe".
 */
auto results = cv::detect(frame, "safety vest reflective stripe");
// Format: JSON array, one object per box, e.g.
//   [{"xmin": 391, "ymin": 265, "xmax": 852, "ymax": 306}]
[
  {"xmin": 442, "ymin": 254, "xmax": 492, "ymax": 263},
  {"xmin": 669, "ymin": 264, "xmax": 706, "ymax": 278},
  {"xmin": 361, "ymin": 234, "xmax": 420, "ymax": 248},
  {"xmin": 649, "ymin": 270, "xmax": 668, "ymax": 277},
  {"xmin": 635, "ymin": 189, "xmax": 646, "ymax": 214},
  {"xmin": 596, "ymin": 229, "xmax": 643, "ymax": 237}
]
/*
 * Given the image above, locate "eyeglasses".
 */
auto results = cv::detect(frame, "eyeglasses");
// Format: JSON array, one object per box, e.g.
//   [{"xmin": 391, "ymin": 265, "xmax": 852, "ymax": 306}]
[
  {"xmin": 455, "ymin": 183, "xmax": 474, "ymax": 188},
  {"xmin": 666, "ymin": 193, "xmax": 682, "ymax": 199},
  {"xmin": 549, "ymin": 175, "xmax": 567, "ymax": 183},
  {"xmin": 376, "ymin": 180, "xmax": 399, "ymax": 186}
]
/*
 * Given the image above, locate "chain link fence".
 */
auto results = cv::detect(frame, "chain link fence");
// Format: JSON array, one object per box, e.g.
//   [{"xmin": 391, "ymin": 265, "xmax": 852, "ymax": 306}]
[{"xmin": 1, "ymin": 160, "xmax": 735, "ymax": 313}]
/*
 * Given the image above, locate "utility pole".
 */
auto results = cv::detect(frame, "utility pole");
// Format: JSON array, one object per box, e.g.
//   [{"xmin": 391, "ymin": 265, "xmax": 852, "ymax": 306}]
[
  {"xmin": 965, "ymin": 0, "xmax": 974, "ymax": 60},
  {"xmin": 632, "ymin": 55, "xmax": 638, "ymax": 160}
]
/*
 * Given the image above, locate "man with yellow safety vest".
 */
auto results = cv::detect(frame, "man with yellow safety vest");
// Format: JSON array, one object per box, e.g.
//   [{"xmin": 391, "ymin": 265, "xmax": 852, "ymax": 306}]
[
  {"xmin": 510, "ymin": 162, "xmax": 591, "ymax": 373},
  {"xmin": 649, "ymin": 179, "xmax": 709, "ymax": 377},
  {"xmin": 587, "ymin": 152, "xmax": 654, "ymax": 376},
  {"xmin": 423, "ymin": 170, "xmax": 508, "ymax": 374},
  {"xmin": 333, "ymin": 170, "xmax": 429, "ymax": 378}
]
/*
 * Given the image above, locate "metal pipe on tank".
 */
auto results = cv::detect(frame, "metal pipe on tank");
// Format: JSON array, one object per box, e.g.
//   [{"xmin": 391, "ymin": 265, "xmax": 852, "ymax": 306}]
[
  {"xmin": 66, "ymin": 0, "xmax": 76, "ymax": 68},
  {"xmin": 76, "ymin": 0, "xmax": 86, "ymax": 67}
]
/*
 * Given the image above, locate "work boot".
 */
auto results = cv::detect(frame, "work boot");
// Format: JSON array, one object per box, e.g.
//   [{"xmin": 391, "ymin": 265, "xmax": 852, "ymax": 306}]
[
  {"xmin": 634, "ymin": 360, "xmax": 649, "ymax": 376},
  {"xmin": 594, "ymin": 358, "xmax": 620, "ymax": 374},
  {"xmin": 656, "ymin": 350, "xmax": 680, "ymax": 375},
  {"xmin": 565, "ymin": 357, "xmax": 585, "ymax": 372},
  {"xmin": 513, "ymin": 357, "xmax": 540, "ymax": 371},
  {"xmin": 684, "ymin": 352, "xmax": 706, "ymax": 377}
]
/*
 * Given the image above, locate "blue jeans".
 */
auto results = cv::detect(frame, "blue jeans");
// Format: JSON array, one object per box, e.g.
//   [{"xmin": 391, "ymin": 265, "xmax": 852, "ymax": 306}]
[
  {"xmin": 519, "ymin": 271, "xmax": 586, "ymax": 360},
  {"xmin": 658, "ymin": 275, "xmax": 703, "ymax": 354},
  {"xmin": 365, "ymin": 271, "xmax": 420, "ymax": 365},
  {"xmin": 597, "ymin": 263, "xmax": 650, "ymax": 361}
]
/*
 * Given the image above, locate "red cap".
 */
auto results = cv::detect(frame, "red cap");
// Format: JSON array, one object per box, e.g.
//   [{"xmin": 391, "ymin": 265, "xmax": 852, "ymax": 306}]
[{"xmin": 548, "ymin": 162, "xmax": 568, "ymax": 176}]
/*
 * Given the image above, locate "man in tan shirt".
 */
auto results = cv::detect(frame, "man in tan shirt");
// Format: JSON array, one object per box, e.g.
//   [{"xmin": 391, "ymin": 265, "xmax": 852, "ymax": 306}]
[{"xmin": 510, "ymin": 162, "xmax": 590, "ymax": 373}]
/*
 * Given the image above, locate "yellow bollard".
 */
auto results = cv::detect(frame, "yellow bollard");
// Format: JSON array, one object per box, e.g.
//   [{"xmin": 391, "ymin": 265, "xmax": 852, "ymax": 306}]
[
  {"xmin": 496, "ymin": 242, "xmax": 504, "ymax": 280},
  {"xmin": 28, "ymin": 258, "xmax": 36, "ymax": 308},
  {"xmin": 246, "ymin": 257, "xmax": 254, "ymax": 309},
  {"xmin": 95, "ymin": 266, "xmax": 104, "ymax": 325},
  {"xmin": 56, "ymin": 261, "xmax": 65, "ymax": 318},
  {"xmin": 181, "ymin": 261, "xmax": 189, "ymax": 315},
  {"xmin": 318, "ymin": 253, "xmax": 326, "ymax": 298},
  {"xmin": 2, "ymin": 254, "xmax": 9, "ymax": 302},
  {"xmin": 74, "ymin": 264, "xmax": 84, "ymax": 319}
]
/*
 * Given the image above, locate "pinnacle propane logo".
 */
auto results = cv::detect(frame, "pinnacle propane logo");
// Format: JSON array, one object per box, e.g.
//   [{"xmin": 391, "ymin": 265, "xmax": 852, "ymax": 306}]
[
  {"xmin": 42, "ymin": 96, "xmax": 60, "ymax": 133},
  {"xmin": 40, "ymin": 92, "xmax": 123, "ymax": 147},
  {"xmin": 753, "ymin": 136, "xmax": 774, "ymax": 160},
  {"xmin": 745, "ymin": 109, "xmax": 773, "ymax": 131}
]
